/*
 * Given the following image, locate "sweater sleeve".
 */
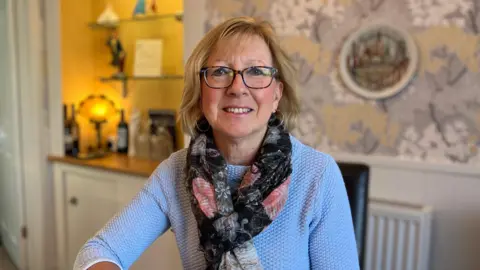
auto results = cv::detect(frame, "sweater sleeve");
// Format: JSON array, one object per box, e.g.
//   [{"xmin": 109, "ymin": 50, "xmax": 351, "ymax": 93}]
[
  {"xmin": 73, "ymin": 170, "xmax": 171, "ymax": 270},
  {"xmin": 308, "ymin": 155, "xmax": 360, "ymax": 270}
]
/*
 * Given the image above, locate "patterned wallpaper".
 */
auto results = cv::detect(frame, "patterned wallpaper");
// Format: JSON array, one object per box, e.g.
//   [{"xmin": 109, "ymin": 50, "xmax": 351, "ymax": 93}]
[{"xmin": 204, "ymin": 0, "xmax": 480, "ymax": 165}]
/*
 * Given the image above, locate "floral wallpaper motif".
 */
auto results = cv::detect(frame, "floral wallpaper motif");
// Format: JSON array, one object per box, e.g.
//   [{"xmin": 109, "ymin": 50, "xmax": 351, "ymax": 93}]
[{"xmin": 205, "ymin": 0, "xmax": 480, "ymax": 165}]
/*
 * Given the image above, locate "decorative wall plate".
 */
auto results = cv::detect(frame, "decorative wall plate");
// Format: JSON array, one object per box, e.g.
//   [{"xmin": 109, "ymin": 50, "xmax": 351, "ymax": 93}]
[{"xmin": 338, "ymin": 23, "xmax": 419, "ymax": 100}]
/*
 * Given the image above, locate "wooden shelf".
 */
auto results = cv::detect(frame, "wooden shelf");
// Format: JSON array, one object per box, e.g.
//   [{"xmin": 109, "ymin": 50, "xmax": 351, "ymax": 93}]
[
  {"xmin": 88, "ymin": 12, "xmax": 183, "ymax": 29},
  {"xmin": 48, "ymin": 153, "xmax": 161, "ymax": 177},
  {"xmin": 99, "ymin": 74, "xmax": 184, "ymax": 97},
  {"xmin": 99, "ymin": 74, "xmax": 183, "ymax": 82}
]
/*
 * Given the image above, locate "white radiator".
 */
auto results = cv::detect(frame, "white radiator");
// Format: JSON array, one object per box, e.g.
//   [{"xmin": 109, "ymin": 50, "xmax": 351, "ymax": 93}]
[{"xmin": 365, "ymin": 199, "xmax": 433, "ymax": 270}]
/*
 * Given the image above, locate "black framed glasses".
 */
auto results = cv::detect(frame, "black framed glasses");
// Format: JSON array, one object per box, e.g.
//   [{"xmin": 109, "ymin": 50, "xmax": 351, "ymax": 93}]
[{"xmin": 200, "ymin": 66, "xmax": 278, "ymax": 89}]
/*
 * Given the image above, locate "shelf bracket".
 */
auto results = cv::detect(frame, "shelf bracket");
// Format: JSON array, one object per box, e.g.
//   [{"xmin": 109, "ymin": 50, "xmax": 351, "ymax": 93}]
[
  {"xmin": 121, "ymin": 79, "xmax": 128, "ymax": 98},
  {"xmin": 99, "ymin": 76, "xmax": 129, "ymax": 98}
]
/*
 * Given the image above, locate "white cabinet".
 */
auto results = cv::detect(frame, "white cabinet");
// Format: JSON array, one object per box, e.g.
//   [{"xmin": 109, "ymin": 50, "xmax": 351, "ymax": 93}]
[{"xmin": 52, "ymin": 162, "xmax": 182, "ymax": 270}]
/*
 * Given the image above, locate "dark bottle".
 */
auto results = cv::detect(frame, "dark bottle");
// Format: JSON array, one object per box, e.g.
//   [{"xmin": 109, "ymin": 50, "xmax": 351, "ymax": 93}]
[
  {"xmin": 70, "ymin": 104, "xmax": 80, "ymax": 157},
  {"xmin": 117, "ymin": 109, "xmax": 129, "ymax": 153},
  {"xmin": 64, "ymin": 104, "xmax": 73, "ymax": 155}
]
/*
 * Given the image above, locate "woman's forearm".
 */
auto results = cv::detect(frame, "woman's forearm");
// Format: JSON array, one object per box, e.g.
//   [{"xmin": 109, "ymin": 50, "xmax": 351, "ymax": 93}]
[
  {"xmin": 74, "ymin": 174, "xmax": 171, "ymax": 269},
  {"xmin": 88, "ymin": 262, "xmax": 121, "ymax": 270}
]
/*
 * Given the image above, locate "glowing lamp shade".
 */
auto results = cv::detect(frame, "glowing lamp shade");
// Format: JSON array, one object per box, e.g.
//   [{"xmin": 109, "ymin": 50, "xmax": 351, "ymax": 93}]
[
  {"xmin": 78, "ymin": 94, "xmax": 118, "ymax": 152},
  {"xmin": 78, "ymin": 94, "xmax": 117, "ymax": 123}
]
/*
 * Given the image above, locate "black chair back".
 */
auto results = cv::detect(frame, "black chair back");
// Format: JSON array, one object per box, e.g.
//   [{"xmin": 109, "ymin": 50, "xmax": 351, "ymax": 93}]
[{"xmin": 336, "ymin": 161, "xmax": 369, "ymax": 269}]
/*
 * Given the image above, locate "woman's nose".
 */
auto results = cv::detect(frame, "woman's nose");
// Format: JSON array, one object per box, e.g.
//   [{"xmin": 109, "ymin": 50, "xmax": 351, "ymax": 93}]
[{"xmin": 227, "ymin": 73, "xmax": 248, "ymax": 96}]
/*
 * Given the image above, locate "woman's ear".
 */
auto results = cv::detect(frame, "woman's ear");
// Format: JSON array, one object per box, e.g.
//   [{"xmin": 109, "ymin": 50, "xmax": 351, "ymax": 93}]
[
  {"xmin": 276, "ymin": 81, "xmax": 284, "ymax": 99},
  {"xmin": 273, "ymin": 81, "xmax": 283, "ymax": 110}
]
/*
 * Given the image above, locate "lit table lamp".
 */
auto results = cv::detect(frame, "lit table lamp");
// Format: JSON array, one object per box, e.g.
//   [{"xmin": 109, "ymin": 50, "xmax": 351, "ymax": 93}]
[{"xmin": 78, "ymin": 94, "xmax": 118, "ymax": 157}]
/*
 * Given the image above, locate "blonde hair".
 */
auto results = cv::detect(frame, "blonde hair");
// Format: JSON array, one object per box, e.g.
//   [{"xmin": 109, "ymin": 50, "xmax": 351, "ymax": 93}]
[{"xmin": 179, "ymin": 16, "xmax": 300, "ymax": 136}]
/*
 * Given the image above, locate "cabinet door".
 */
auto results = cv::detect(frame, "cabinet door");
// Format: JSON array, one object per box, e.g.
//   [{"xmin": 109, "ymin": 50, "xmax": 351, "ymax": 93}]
[
  {"xmin": 0, "ymin": 0, "xmax": 25, "ymax": 267},
  {"xmin": 65, "ymin": 171, "xmax": 119, "ymax": 268}
]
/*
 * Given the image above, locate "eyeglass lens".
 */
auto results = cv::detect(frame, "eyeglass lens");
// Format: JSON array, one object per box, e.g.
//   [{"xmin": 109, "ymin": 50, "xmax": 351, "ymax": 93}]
[{"xmin": 204, "ymin": 66, "xmax": 275, "ymax": 89}]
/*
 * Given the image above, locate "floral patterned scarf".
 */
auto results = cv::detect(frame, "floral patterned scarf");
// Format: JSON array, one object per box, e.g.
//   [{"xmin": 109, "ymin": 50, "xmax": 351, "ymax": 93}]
[{"xmin": 185, "ymin": 113, "xmax": 293, "ymax": 270}]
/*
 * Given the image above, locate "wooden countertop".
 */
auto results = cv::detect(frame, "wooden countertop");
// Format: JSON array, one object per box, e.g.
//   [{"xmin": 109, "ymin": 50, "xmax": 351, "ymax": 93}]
[{"xmin": 48, "ymin": 153, "xmax": 161, "ymax": 177}]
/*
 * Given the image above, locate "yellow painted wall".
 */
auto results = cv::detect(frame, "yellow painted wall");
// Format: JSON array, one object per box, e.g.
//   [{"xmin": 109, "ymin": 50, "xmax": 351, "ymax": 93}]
[
  {"xmin": 60, "ymin": 0, "xmax": 97, "ymax": 153},
  {"xmin": 61, "ymin": 0, "xmax": 184, "ymax": 153}
]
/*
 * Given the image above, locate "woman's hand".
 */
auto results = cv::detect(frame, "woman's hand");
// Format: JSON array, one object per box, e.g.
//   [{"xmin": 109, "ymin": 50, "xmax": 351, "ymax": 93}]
[{"xmin": 88, "ymin": 262, "xmax": 121, "ymax": 270}]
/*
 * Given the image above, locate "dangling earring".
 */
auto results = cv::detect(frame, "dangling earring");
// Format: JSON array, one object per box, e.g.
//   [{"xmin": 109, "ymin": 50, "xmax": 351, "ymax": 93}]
[
  {"xmin": 195, "ymin": 116, "xmax": 210, "ymax": 133},
  {"xmin": 268, "ymin": 111, "xmax": 284, "ymax": 128}
]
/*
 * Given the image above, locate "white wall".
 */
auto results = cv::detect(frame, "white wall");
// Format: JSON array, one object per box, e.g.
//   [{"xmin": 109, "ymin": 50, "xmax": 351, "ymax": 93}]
[
  {"xmin": 182, "ymin": 1, "xmax": 480, "ymax": 269},
  {"xmin": 334, "ymin": 153, "xmax": 480, "ymax": 270}
]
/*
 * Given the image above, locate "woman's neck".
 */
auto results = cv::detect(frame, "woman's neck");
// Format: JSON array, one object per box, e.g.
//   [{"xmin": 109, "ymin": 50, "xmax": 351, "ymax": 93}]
[{"xmin": 213, "ymin": 128, "xmax": 267, "ymax": 166}]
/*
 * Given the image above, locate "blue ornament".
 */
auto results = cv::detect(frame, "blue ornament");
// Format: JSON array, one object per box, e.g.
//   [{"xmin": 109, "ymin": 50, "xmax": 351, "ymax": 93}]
[{"xmin": 133, "ymin": 0, "xmax": 146, "ymax": 16}]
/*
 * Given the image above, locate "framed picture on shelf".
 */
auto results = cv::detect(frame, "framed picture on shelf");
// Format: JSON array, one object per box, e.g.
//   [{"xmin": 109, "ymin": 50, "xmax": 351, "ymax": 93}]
[
  {"xmin": 133, "ymin": 39, "xmax": 164, "ymax": 77},
  {"xmin": 338, "ymin": 22, "xmax": 419, "ymax": 100}
]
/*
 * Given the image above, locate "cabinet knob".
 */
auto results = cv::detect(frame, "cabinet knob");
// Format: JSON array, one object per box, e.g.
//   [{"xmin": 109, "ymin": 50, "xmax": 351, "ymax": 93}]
[{"xmin": 69, "ymin": 196, "xmax": 78, "ymax": 206}]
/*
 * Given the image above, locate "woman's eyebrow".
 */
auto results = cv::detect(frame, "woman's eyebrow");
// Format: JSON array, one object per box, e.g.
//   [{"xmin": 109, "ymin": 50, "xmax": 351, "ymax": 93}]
[
  {"xmin": 210, "ymin": 60, "xmax": 230, "ymax": 66},
  {"xmin": 209, "ymin": 59, "xmax": 270, "ymax": 67},
  {"xmin": 245, "ymin": 59, "xmax": 269, "ymax": 66}
]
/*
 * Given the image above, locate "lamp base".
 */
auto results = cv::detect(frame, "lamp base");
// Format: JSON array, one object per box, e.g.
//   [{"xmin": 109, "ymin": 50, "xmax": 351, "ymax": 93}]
[
  {"xmin": 91, "ymin": 119, "xmax": 107, "ymax": 151},
  {"xmin": 77, "ymin": 151, "xmax": 109, "ymax": 160}
]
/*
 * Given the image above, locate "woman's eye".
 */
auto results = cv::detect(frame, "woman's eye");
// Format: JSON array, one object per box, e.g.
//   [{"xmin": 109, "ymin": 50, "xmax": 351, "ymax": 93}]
[
  {"xmin": 247, "ymin": 67, "xmax": 268, "ymax": 76},
  {"xmin": 211, "ymin": 68, "xmax": 230, "ymax": 76}
]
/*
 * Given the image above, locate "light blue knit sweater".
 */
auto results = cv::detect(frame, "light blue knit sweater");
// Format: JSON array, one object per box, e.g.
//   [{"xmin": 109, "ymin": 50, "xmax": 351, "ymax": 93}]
[{"xmin": 74, "ymin": 136, "xmax": 360, "ymax": 269}]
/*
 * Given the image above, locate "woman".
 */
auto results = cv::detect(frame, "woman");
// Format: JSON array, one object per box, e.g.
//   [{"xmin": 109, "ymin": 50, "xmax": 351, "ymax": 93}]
[{"xmin": 74, "ymin": 16, "xmax": 359, "ymax": 270}]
